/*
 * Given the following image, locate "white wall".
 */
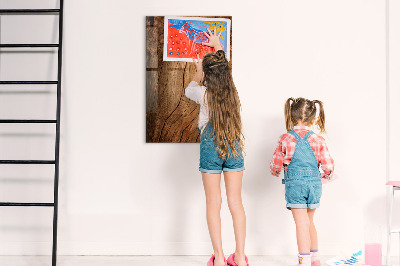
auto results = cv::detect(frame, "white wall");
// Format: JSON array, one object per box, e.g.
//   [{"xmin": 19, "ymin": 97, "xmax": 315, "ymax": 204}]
[
  {"xmin": 388, "ymin": 0, "xmax": 400, "ymax": 258},
  {"xmin": 0, "ymin": 0, "xmax": 390, "ymax": 257}
]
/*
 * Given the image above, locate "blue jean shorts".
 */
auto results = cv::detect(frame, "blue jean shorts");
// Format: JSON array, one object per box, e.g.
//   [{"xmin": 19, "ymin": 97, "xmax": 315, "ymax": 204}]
[
  {"xmin": 199, "ymin": 126, "xmax": 244, "ymax": 174},
  {"xmin": 285, "ymin": 178, "xmax": 322, "ymax": 209}
]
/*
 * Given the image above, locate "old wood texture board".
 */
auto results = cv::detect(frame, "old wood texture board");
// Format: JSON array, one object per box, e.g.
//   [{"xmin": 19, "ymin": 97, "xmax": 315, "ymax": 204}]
[{"xmin": 146, "ymin": 16, "xmax": 232, "ymax": 143}]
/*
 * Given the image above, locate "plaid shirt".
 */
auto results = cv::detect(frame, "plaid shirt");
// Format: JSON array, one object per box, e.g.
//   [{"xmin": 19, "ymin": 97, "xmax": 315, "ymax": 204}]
[{"xmin": 270, "ymin": 126, "xmax": 334, "ymax": 179}]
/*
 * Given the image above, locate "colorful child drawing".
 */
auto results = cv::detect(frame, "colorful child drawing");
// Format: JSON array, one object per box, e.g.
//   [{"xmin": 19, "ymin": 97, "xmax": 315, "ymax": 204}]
[{"xmin": 163, "ymin": 16, "xmax": 231, "ymax": 62}]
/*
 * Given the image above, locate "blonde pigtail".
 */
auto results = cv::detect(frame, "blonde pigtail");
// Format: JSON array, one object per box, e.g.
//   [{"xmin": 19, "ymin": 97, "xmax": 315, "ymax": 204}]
[
  {"xmin": 285, "ymin": 98, "xmax": 295, "ymax": 131},
  {"xmin": 313, "ymin": 100, "xmax": 326, "ymax": 133}
]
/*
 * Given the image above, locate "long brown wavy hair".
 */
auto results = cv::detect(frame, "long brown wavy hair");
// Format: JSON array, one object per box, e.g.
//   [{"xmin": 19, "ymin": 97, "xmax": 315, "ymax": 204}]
[
  {"xmin": 202, "ymin": 50, "xmax": 244, "ymax": 158},
  {"xmin": 284, "ymin": 97, "xmax": 326, "ymax": 133}
]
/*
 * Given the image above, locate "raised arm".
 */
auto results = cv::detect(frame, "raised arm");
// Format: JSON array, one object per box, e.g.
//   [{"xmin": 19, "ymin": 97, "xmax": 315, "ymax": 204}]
[
  {"xmin": 186, "ymin": 28, "xmax": 223, "ymax": 102},
  {"xmin": 185, "ymin": 55, "xmax": 206, "ymax": 104},
  {"xmin": 192, "ymin": 54, "xmax": 203, "ymax": 84}
]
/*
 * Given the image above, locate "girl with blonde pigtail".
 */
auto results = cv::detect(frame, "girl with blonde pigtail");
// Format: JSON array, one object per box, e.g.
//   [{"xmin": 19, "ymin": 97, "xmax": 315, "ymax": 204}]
[{"xmin": 270, "ymin": 98, "xmax": 335, "ymax": 266}]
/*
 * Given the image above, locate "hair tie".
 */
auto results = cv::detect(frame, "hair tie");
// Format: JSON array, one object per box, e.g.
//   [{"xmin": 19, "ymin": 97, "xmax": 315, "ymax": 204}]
[{"xmin": 208, "ymin": 63, "xmax": 225, "ymax": 68}]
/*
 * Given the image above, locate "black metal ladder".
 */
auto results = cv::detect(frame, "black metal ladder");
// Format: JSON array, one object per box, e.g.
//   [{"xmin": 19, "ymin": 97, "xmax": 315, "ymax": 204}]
[{"xmin": 0, "ymin": 2, "xmax": 63, "ymax": 266}]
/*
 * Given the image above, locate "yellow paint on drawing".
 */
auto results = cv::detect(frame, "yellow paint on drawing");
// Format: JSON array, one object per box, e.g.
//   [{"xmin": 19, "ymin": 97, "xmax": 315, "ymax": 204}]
[{"xmin": 204, "ymin": 21, "xmax": 227, "ymax": 40}]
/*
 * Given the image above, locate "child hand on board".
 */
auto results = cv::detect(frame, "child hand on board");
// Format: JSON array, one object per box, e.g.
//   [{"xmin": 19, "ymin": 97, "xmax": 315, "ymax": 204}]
[{"xmin": 202, "ymin": 28, "xmax": 223, "ymax": 51}]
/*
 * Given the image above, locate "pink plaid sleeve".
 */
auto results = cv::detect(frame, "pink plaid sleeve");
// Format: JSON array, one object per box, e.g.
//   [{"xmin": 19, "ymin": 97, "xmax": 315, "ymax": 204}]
[
  {"xmin": 317, "ymin": 136, "xmax": 335, "ymax": 179},
  {"xmin": 270, "ymin": 135, "xmax": 286, "ymax": 177}
]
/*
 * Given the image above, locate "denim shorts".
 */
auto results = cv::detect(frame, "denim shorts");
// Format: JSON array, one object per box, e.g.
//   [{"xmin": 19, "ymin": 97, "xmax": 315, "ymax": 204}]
[
  {"xmin": 199, "ymin": 127, "xmax": 245, "ymax": 174},
  {"xmin": 285, "ymin": 178, "xmax": 322, "ymax": 209}
]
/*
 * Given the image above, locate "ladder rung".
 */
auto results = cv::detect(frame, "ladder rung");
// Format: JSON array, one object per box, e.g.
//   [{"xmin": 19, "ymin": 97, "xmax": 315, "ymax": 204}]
[
  {"xmin": 0, "ymin": 202, "xmax": 54, "ymax": 207},
  {"xmin": 391, "ymin": 229, "xmax": 400, "ymax": 233},
  {"xmin": 0, "ymin": 44, "xmax": 59, "ymax": 48},
  {"xmin": 0, "ymin": 9, "xmax": 60, "ymax": 14},
  {"xmin": 0, "ymin": 81, "xmax": 58, "ymax": 84},
  {"xmin": 0, "ymin": 160, "xmax": 55, "ymax": 164},
  {"xmin": 0, "ymin": 119, "xmax": 56, "ymax": 123}
]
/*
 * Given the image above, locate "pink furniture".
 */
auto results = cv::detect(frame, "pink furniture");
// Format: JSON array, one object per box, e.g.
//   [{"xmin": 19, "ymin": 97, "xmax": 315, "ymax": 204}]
[
  {"xmin": 386, "ymin": 181, "xmax": 400, "ymax": 265},
  {"xmin": 365, "ymin": 243, "xmax": 382, "ymax": 266}
]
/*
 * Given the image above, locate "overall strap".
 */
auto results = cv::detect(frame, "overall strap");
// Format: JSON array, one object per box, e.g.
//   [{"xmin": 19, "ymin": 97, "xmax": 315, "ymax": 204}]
[
  {"xmin": 288, "ymin": 130, "xmax": 301, "ymax": 141},
  {"xmin": 303, "ymin": 130, "xmax": 314, "ymax": 140},
  {"xmin": 289, "ymin": 130, "xmax": 314, "ymax": 141}
]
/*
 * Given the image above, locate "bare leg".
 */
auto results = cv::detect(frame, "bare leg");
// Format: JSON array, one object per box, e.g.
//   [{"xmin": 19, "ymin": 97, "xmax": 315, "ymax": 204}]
[
  {"xmin": 224, "ymin": 171, "xmax": 247, "ymax": 266},
  {"xmin": 307, "ymin": 209, "xmax": 318, "ymax": 251},
  {"xmin": 291, "ymin": 208, "xmax": 311, "ymax": 254},
  {"xmin": 202, "ymin": 172, "xmax": 225, "ymax": 266}
]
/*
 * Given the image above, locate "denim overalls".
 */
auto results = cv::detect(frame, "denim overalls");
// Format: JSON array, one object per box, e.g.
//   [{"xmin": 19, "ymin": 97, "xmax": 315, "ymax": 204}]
[
  {"xmin": 283, "ymin": 130, "xmax": 322, "ymax": 210},
  {"xmin": 198, "ymin": 124, "xmax": 245, "ymax": 174}
]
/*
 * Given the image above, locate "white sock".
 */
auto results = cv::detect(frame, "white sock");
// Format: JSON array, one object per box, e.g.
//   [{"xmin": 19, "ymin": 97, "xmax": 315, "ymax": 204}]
[
  {"xmin": 311, "ymin": 250, "xmax": 319, "ymax": 262},
  {"xmin": 298, "ymin": 254, "xmax": 311, "ymax": 266}
]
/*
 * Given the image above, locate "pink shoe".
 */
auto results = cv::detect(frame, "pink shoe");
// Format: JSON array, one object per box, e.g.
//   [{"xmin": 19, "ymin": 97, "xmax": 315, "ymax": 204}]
[
  {"xmin": 311, "ymin": 260, "xmax": 320, "ymax": 266},
  {"xmin": 227, "ymin": 253, "xmax": 249, "ymax": 266},
  {"xmin": 207, "ymin": 254, "xmax": 227, "ymax": 266}
]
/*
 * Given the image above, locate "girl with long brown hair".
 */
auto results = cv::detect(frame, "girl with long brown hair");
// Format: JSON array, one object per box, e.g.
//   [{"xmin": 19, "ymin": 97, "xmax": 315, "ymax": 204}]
[
  {"xmin": 185, "ymin": 29, "xmax": 248, "ymax": 266},
  {"xmin": 270, "ymin": 98, "xmax": 335, "ymax": 266}
]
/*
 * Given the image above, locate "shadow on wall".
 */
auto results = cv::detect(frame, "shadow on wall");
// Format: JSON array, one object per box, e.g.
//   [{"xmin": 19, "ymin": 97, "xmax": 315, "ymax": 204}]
[
  {"xmin": 163, "ymin": 142, "xmax": 204, "ymax": 252},
  {"xmin": 365, "ymin": 195, "xmax": 386, "ymax": 227},
  {"xmin": 158, "ymin": 115, "xmax": 293, "ymax": 254},
  {"xmin": 242, "ymin": 115, "xmax": 292, "ymax": 254},
  {"xmin": 0, "ymin": 6, "xmax": 61, "ymax": 255},
  {"xmin": 364, "ymin": 194, "xmax": 387, "ymax": 245}
]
